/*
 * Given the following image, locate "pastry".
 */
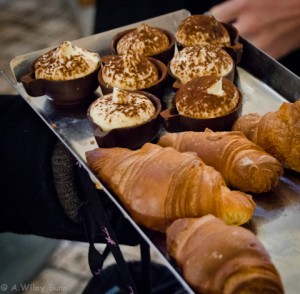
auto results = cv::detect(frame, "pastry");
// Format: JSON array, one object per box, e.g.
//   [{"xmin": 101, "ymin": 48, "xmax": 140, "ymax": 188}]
[
  {"xmin": 174, "ymin": 76, "xmax": 240, "ymax": 119},
  {"xmin": 158, "ymin": 129, "xmax": 283, "ymax": 193},
  {"xmin": 232, "ymin": 100, "xmax": 300, "ymax": 172},
  {"xmin": 98, "ymin": 52, "xmax": 167, "ymax": 97},
  {"xmin": 115, "ymin": 23, "xmax": 170, "ymax": 57},
  {"xmin": 87, "ymin": 88, "xmax": 162, "ymax": 149},
  {"xmin": 89, "ymin": 88, "xmax": 156, "ymax": 131},
  {"xmin": 20, "ymin": 41, "xmax": 101, "ymax": 105},
  {"xmin": 86, "ymin": 143, "xmax": 255, "ymax": 232},
  {"xmin": 34, "ymin": 41, "xmax": 101, "ymax": 81},
  {"xmin": 175, "ymin": 14, "xmax": 231, "ymax": 48},
  {"xmin": 167, "ymin": 215, "xmax": 284, "ymax": 294},
  {"xmin": 169, "ymin": 45, "xmax": 234, "ymax": 87}
]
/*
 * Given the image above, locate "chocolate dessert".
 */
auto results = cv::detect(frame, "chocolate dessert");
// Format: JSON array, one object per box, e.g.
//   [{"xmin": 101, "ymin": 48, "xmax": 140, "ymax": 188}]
[
  {"xmin": 175, "ymin": 76, "xmax": 240, "ymax": 118},
  {"xmin": 169, "ymin": 44, "xmax": 234, "ymax": 88},
  {"xmin": 160, "ymin": 76, "xmax": 243, "ymax": 132},
  {"xmin": 175, "ymin": 14, "xmax": 231, "ymax": 48},
  {"xmin": 21, "ymin": 41, "xmax": 101, "ymax": 105},
  {"xmin": 98, "ymin": 52, "xmax": 167, "ymax": 98},
  {"xmin": 88, "ymin": 88, "xmax": 162, "ymax": 149},
  {"xmin": 116, "ymin": 23, "xmax": 170, "ymax": 57}
]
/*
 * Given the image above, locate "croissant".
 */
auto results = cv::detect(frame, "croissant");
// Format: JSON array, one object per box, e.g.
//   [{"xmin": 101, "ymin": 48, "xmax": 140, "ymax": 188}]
[
  {"xmin": 232, "ymin": 100, "xmax": 300, "ymax": 172},
  {"xmin": 158, "ymin": 130, "xmax": 283, "ymax": 193},
  {"xmin": 167, "ymin": 215, "xmax": 284, "ymax": 294},
  {"xmin": 86, "ymin": 143, "xmax": 255, "ymax": 232}
]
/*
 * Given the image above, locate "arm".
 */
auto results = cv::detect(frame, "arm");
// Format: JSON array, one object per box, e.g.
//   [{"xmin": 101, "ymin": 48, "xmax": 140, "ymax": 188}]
[{"xmin": 209, "ymin": 0, "xmax": 300, "ymax": 59}]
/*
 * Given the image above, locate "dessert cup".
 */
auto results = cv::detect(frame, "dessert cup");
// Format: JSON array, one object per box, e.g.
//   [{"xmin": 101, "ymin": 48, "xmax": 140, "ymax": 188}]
[
  {"xmin": 98, "ymin": 56, "xmax": 167, "ymax": 99},
  {"xmin": 111, "ymin": 27, "xmax": 176, "ymax": 65},
  {"xmin": 20, "ymin": 65, "xmax": 100, "ymax": 106},
  {"xmin": 87, "ymin": 91, "xmax": 162, "ymax": 149},
  {"xmin": 160, "ymin": 79, "xmax": 243, "ymax": 132}
]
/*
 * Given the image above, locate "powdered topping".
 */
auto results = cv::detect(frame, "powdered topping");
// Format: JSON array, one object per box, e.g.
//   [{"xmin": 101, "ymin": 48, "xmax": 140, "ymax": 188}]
[
  {"xmin": 116, "ymin": 23, "xmax": 170, "ymax": 56},
  {"xmin": 34, "ymin": 41, "xmax": 101, "ymax": 81},
  {"xmin": 89, "ymin": 88, "xmax": 156, "ymax": 131},
  {"xmin": 175, "ymin": 76, "xmax": 239, "ymax": 118},
  {"xmin": 176, "ymin": 15, "xmax": 231, "ymax": 47},
  {"xmin": 169, "ymin": 45, "xmax": 233, "ymax": 84},
  {"xmin": 101, "ymin": 53, "xmax": 159, "ymax": 90}
]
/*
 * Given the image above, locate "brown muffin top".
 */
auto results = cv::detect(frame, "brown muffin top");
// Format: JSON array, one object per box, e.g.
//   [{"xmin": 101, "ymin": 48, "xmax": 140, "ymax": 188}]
[
  {"xmin": 116, "ymin": 23, "xmax": 170, "ymax": 56},
  {"xmin": 175, "ymin": 76, "xmax": 239, "ymax": 118},
  {"xmin": 176, "ymin": 15, "xmax": 231, "ymax": 48}
]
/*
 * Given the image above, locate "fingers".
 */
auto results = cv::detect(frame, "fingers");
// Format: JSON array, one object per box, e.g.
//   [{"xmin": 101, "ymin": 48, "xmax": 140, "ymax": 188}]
[{"xmin": 209, "ymin": 0, "xmax": 245, "ymax": 23}]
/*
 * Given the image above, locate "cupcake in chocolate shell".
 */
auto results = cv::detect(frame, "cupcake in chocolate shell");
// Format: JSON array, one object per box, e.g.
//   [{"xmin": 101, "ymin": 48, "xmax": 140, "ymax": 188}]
[
  {"xmin": 88, "ymin": 88, "xmax": 162, "ymax": 149},
  {"xmin": 98, "ymin": 52, "xmax": 167, "ymax": 98},
  {"xmin": 168, "ymin": 44, "xmax": 235, "ymax": 89},
  {"xmin": 160, "ymin": 76, "xmax": 243, "ymax": 132},
  {"xmin": 112, "ymin": 23, "xmax": 175, "ymax": 64},
  {"xmin": 21, "ymin": 41, "xmax": 101, "ymax": 105}
]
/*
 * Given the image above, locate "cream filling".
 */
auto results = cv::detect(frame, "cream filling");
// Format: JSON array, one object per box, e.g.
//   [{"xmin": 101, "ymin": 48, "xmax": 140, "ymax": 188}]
[
  {"xmin": 90, "ymin": 88, "xmax": 156, "ymax": 131},
  {"xmin": 34, "ymin": 41, "xmax": 101, "ymax": 81},
  {"xmin": 169, "ymin": 46, "xmax": 233, "ymax": 84}
]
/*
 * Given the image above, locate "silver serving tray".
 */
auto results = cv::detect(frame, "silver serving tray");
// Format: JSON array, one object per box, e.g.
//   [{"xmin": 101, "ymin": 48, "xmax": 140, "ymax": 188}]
[{"xmin": 6, "ymin": 9, "xmax": 300, "ymax": 293}]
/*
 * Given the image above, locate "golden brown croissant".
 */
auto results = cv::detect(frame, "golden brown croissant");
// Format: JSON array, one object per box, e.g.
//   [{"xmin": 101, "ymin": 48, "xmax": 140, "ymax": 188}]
[
  {"xmin": 158, "ymin": 130, "xmax": 283, "ymax": 193},
  {"xmin": 167, "ymin": 215, "xmax": 284, "ymax": 294},
  {"xmin": 86, "ymin": 143, "xmax": 255, "ymax": 232},
  {"xmin": 232, "ymin": 100, "xmax": 300, "ymax": 172}
]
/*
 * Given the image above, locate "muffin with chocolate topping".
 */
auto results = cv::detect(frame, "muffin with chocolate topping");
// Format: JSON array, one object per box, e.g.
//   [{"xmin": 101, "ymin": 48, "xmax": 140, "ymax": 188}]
[
  {"xmin": 168, "ymin": 44, "xmax": 235, "ymax": 89},
  {"xmin": 111, "ymin": 23, "xmax": 175, "ymax": 64},
  {"xmin": 88, "ymin": 88, "xmax": 162, "ymax": 149},
  {"xmin": 160, "ymin": 76, "xmax": 243, "ymax": 132},
  {"xmin": 21, "ymin": 41, "xmax": 101, "ymax": 105},
  {"xmin": 98, "ymin": 52, "xmax": 167, "ymax": 98}
]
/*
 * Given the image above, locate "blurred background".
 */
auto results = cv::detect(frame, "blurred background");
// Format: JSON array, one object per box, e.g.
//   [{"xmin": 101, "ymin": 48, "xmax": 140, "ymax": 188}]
[{"xmin": 0, "ymin": 1, "xmax": 149, "ymax": 293}]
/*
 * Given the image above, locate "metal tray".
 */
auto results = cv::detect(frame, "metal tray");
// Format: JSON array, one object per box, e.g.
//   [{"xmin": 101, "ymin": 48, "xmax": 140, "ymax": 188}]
[{"xmin": 5, "ymin": 9, "xmax": 300, "ymax": 293}]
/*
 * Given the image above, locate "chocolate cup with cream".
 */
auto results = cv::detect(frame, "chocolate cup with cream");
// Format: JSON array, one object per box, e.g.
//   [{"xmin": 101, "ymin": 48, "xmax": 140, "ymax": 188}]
[
  {"xmin": 168, "ymin": 64, "xmax": 236, "ymax": 91},
  {"xmin": 111, "ymin": 27, "xmax": 176, "ymax": 65},
  {"xmin": 176, "ymin": 19, "xmax": 243, "ymax": 64},
  {"xmin": 87, "ymin": 91, "xmax": 162, "ymax": 150},
  {"xmin": 20, "ymin": 64, "xmax": 101, "ymax": 106},
  {"xmin": 160, "ymin": 78, "xmax": 243, "ymax": 133},
  {"xmin": 98, "ymin": 57, "xmax": 168, "ymax": 100}
]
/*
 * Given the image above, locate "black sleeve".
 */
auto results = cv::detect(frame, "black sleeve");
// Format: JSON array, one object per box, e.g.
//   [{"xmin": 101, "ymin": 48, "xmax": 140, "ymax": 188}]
[{"xmin": 0, "ymin": 95, "xmax": 139, "ymax": 245}]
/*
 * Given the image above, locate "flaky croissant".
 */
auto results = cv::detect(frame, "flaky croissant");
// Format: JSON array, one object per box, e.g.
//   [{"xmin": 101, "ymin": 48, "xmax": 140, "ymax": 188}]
[
  {"xmin": 158, "ymin": 130, "xmax": 283, "ymax": 193},
  {"xmin": 86, "ymin": 143, "xmax": 255, "ymax": 232},
  {"xmin": 167, "ymin": 215, "xmax": 284, "ymax": 294},
  {"xmin": 232, "ymin": 100, "xmax": 300, "ymax": 172}
]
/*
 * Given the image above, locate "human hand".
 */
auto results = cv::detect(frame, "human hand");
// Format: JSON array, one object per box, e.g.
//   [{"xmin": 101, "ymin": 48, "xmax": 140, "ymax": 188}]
[{"xmin": 209, "ymin": 0, "xmax": 300, "ymax": 59}]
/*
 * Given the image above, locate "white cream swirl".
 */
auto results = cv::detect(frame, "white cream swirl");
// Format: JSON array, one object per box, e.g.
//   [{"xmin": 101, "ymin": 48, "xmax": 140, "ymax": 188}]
[
  {"xmin": 116, "ymin": 23, "xmax": 169, "ymax": 56},
  {"xmin": 34, "ymin": 41, "xmax": 101, "ymax": 81},
  {"xmin": 169, "ymin": 45, "xmax": 233, "ymax": 85},
  {"xmin": 89, "ymin": 88, "xmax": 156, "ymax": 131},
  {"xmin": 101, "ymin": 53, "xmax": 159, "ymax": 90}
]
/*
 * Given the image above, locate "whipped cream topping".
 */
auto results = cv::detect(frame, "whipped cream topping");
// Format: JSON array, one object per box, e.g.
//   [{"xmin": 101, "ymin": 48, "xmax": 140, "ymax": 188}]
[
  {"xmin": 89, "ymin": 88, "xmax": 156, "ymax": 131},
  {"xmin": 116, "ymin": 23, "xmax": 170, "ymax": 56},
  {"xmin": 175, "ymin": 76, "xmax": 239, "ymax": 118},
  {"xmin": 34, "ymin": 41, "xmax": 101, "ymax": 81},
  {"xmin": 169, "ymin": 45, "xmax": 233, "ymax": 85},
  {"xmin": 101, "ymin": 53, "xmax": 159, "ymax": 90},
  {"xmin": 176, "ymin": 15, "xmax": 231, "ymax": 47}
]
